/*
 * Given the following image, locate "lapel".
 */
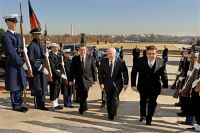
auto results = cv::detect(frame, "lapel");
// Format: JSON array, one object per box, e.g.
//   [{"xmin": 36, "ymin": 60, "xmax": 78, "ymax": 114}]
[
  {"xmin": 112, "ymin": 58, "xmax": 118, "ymax": 78},
  {"xmin": 153, "ymin": 58, "xmax": 159, "ymax": 73},
  {"xmin": 104, "ymin": 58, "xmax": 111, "ymax": 76},
  {"xmin": 78, "ymin": 55, "xmax": 85, "ymax": 72},
  {"xmin": 84, "ymin": 55, "xmax": 89, "ymax": 72},
  {"xmin": 6, "ymin": 31, "xmax": 18, "ymax": 47},
  {"xmin": 144, "ymin": 57, "xmax": 150, "ymax": 70}
]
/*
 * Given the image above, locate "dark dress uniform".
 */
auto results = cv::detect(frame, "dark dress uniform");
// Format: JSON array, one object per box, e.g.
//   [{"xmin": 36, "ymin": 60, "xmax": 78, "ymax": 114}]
[
  {"xmin": 27, "ymin": 39, "xmax": 48, "ymax": 109},
  {"xmin": 49, "ymin": 51, "xmax": 62, "ymax": 100},
  {"xmin": 61, "ymin": 57, "xmax": 73, "ymax": 107},
  {"xmin": 1, "ymin": 30, "xmax": 27, "ymax": 111}
]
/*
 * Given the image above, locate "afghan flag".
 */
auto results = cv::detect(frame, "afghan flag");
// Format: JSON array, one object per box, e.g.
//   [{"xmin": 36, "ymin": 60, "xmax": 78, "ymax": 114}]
[{"xmin": 28, "ymin": 0, "xmax": 41, "ymax": 31}]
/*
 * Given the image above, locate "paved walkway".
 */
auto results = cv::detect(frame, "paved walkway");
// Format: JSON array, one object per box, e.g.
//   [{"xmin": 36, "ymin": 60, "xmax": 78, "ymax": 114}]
[{"xmin": 0, "ymin": 55, "xmax": 195, "ymax": 133}]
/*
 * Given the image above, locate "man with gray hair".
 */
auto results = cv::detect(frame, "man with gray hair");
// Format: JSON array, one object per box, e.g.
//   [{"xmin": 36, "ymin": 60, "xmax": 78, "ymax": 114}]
[{"xmin": 98, "ymin": 47, "xmax": 129, "ymax": 120}]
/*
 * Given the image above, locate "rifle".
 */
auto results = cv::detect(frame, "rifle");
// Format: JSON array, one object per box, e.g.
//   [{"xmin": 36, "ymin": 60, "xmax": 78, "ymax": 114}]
[
  {"xmin": 20, "ymin": 3, "xmax": 33, "ymax": 78},
  {"xmin": 44, "ymin": 23, "xmax": 52, "ymax": 82},
  {"xmin": 59, "ymin": 43, "xmax": 68, "ymax": 85},
  {"xmin": 171, "ymin": 55, "xmax": 184, "ymax": 90},
  {"xmin": 181, "ymin": 46, "xmax": 200, "ymax": 97},
  {"xmin": 173, "ymin": 79, "xmax": 184, "ymax": 98},
  {"xmin": 195, "ymin": 79, "xmax": 200, "ymax": 92}
]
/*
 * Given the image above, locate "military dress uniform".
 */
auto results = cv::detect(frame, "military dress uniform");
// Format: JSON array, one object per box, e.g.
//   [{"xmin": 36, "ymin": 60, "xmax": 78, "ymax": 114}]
[
  {"xmin": 49, "ymin": 44, "xmax": 66, "ymax": 110},
  {"xmin": 1, "ymin": 14, "xmax": 27, "ymax": 112},
  {"xmin": 61, "ymin": 49, "xmax": 73, "ymax": 107},
  {"xmin": 27, "ymin": 28, "xmax": 49, "ymax": 110}
]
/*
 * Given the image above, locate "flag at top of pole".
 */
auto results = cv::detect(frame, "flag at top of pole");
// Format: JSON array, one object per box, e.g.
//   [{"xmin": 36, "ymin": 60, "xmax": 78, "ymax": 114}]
[{"xmin": 28, "ymin": 0, "xmax": 41, "ymax": 34}]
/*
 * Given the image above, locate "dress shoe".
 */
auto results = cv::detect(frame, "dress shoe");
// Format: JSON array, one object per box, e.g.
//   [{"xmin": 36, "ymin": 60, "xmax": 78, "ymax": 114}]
[
  {"xmin": 175, "ymin": 102, "xmax": 181, "ymax": 107},
  {"xmin": 37, "ymin": 107, "xmax": 49, "ymax": 111},
  {"xmin": 79, "ymin": 109, "xmax": 85, "ymax": 115},
  {"xmin": 64, "ymin": 105, "xmax": 74, "ymax": 108},
  {"xmin": 186, "ymin": 127, "xmax": 195, "ymax": 130},
  {"xmin": 146, "ymin": 117, "xmax": 152, "ymax": 125},
  {"xmin": 53, "ymin": 105, "xmax": 63, "ymax": 110},
  {"xmin": 108, "ymin": 114, "xmax": 114, "ymax": 121},
  {"xmin": 13, "ymin": 107, "xmax": 26, "ymax": 113},
  {"xmin": 100, "ymin": 103, "xmax": 105, "ymax": 108},
  {"xmin": 139, "ymin": 116, "xmax": 146, "ymax": 122},
  {"xmin": 21, "ymin": 106, "xmax": 29, "ymax": 112},
  {"xmin": 177, "ymin": 112, "xmax": 186, "ymax": 117}
]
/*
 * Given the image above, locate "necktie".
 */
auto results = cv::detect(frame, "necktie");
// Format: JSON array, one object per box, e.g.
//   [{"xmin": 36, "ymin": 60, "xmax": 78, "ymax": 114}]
[
  {"xmin": 110, "ymin": 60, "xmax": 113, "ymax": 76},
  {"xmin": 81, "ymin": 56, "xmax": 84, "ymax": 70},
  {"xmin": 149, "ymin": 62, "xmax": 153, "ymax": 68}
]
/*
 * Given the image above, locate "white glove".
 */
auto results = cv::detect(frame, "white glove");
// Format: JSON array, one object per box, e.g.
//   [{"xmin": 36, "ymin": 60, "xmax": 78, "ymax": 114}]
[
  {"xmin": 61, "ymin": 74, "xmax": 67, "ymax": 80},
  {"xmin": 194, "ymin": 61, "xmax": 200, "ymax": 70},
  {"xmin": 179, "ymin": 76, "xmax": 184, "ymax": 81},
  {"xmin": 23, "ymin": 46, "xmax": 28, "ymax": 53},
  {"xmin": 43, "ymin": 68, "xmax": 49, "ymax": 75},
  {"xmin": 45, "ymin": 51, "xmax": 49, "ymax": 57},
  {"xmin": 176, "ymin": 71, "xmax": 181, "ymax": 75},
  {"xmin": 23, "ymin": 63, "xmax": 28, "ymax": 70},
  {"xmin": 187, "ymin": 71, "xmax": 192, "ymax": 76}
]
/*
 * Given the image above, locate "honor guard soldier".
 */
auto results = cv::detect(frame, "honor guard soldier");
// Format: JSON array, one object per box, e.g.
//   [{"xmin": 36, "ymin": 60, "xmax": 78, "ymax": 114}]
[
  {"xmin": 49, "ymin": 43, "xmax": 67, "ymax": 110},
  {"xmin": 61, "ymin": 49, "xmax": 73, "ymax": 108},
  {"xmin": 1, "ymin": 14, "xmax": 28, "ymax": 112},
  {"xmin": 27, "ymin": 28, "xmax": 49, "ymax": 111}
]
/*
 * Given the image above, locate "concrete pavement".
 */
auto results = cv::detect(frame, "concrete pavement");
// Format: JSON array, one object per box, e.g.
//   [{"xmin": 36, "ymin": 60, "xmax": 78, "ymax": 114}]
[{"xmin": 0, "ymin": 55, "xmax": 196, "ymax": 133}]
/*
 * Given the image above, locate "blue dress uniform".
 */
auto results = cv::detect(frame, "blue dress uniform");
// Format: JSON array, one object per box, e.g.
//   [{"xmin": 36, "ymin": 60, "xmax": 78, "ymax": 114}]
[
  {"xmin": 28, "ymin": 39, "xmax": 48, "ymax": 110},
  {"xmin": 1, "ymin": 30, "xmax": 27, "ymax": 111}
]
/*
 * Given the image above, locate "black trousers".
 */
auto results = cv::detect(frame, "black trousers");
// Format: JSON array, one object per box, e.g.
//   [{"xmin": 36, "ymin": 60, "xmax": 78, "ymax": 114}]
[
  {"xmin": 78, "ymin": 88, "xmax": 88, "ymax": 112},
  {"xmin": 139, "ymin": 91, "xmax": 159, "ymax": 118},
  {"xmin": 106, "ymin": 87, "xmax": 119, "ymax": 116},
  {"xmin": 191, "ymin": 91, "xmax": 200, "ymax": 125},
  {"xmin": 34, "ymin": 95, "xmax": 45, "ymax": 108},
  {"xmin": 50, "ymin": 83, "xmax": 61, "ymax": 101},
  {"xmin": 10, "ymin": 90, "xmax": 23, "ymax": 110}
]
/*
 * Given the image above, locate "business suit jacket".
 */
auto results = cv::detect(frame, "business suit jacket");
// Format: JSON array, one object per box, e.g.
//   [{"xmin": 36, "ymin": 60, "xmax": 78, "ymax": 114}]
[
  {"xmin": 98, "ymin": 58, "xmax": 129, "ymax": 93},
  {"xmin": 70, "ymin": 54, "xmax": 97, "ymax": 90},
  {"xmin": 131, "ymin": 56, "xmax": 168, "ymax": 95},
  {"xmin": 1, "ymin": 30, "xmax": 27, "ymax": 91}
]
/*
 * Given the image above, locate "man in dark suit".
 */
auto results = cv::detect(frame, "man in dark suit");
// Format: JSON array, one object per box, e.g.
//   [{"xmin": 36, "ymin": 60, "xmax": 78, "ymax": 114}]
[
  {"xmin": 69, "ymin": 45, "xmax": 97, "ymax": 114},
  {"xmin": 1, "ymin": 14, "xmax": 28, "ymax": 112},
  {"xmin": 131, "ymin": 45, "xmax": 168, "ymax": 125},
  {"xmin": 132, "ymin": 45, "xmax": 140, "ymax": 64},
  {"xmin": 98, "ymin": 48, "xmax": 129, "ymax": 120},
  {"xmin": 27, "ymin": 28, "xmax": 49, "ymax": 111},
  {"xmin": 162, "ymin": 45, "xmax": 168, "ymax": 64}
]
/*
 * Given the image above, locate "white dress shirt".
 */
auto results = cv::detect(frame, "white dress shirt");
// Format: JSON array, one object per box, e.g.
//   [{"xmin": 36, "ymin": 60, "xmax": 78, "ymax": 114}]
[{"xmin": 148, "ymin": 60, "xmax": 155, "ymax": 68}]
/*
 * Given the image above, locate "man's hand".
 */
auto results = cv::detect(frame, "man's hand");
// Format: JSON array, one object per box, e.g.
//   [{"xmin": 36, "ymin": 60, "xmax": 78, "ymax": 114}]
[
  {"xmin": 69, "ymin": 81, "xmax": 73, "ymax": 85},
  {"xmin": 100, "ymin": 84, "xmax": 104, "ymax": 90},
  {"xmin": 131, "ymin": 86, "xmax": 138, "ymax": 92},
  {"xmin": 124, "ymin": 85, "xmax": 128, "ymax": 91}
]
